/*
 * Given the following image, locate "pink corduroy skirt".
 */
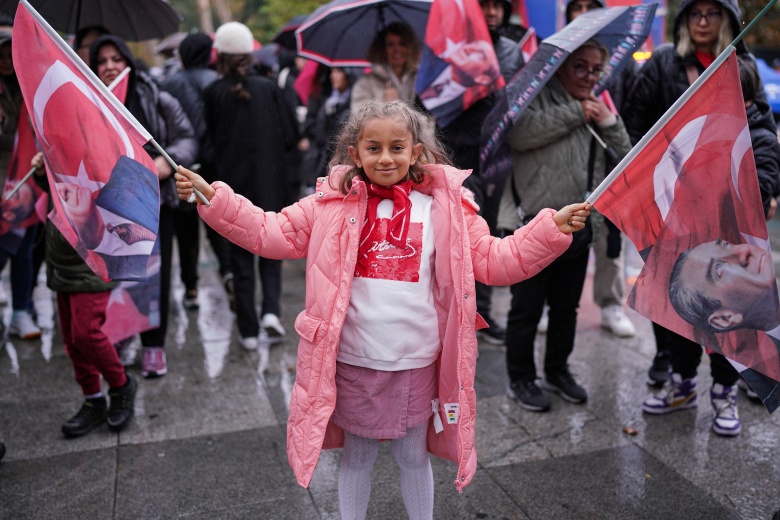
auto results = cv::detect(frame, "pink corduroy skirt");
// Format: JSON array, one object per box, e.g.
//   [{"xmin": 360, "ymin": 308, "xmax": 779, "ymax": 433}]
[{"xmin": 332, "ymin": 360, "xmax": 436, "ymax": 439}]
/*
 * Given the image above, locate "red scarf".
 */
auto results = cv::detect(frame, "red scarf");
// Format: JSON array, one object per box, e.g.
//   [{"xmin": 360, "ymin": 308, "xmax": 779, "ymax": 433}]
[
  {"xmin": 358, "ymin": 179, "xmax": 413, "ymax": 261},
  {"xmin": 694, "ymin": 51, "xmax": 715, "ymax": 69}
]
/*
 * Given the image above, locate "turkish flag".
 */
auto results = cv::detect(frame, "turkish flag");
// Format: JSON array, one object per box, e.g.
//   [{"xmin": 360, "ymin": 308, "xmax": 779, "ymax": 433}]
[
  {"xmin": 518, "ymin": 26, "xmax": 538, "ymax": 64},
  {"xmin": 417, "ymin": 0, "xmax": 505, "ymax": 127},
  {"xmin": 592, "ymin": 49, "xmax": 780, "ymax": 411},
  {"xmin": 0, "ymin": 102, "xmax": 44, "ymax": 254},
  {"xmin": 12, "ymin": 1, "xmax": 159, "ymax": 283}
]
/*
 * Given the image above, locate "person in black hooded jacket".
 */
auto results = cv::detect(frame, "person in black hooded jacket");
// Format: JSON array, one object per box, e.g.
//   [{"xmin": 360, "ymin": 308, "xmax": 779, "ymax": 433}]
[
  {"xmin": 161, "ymin": 33, "xmax": 234, "ymax": 312},
  {"xmin": 90, "ymin": 35, "xmax": 197, "ymax": 379},
  {"xmin": 205, "ymin": 22, "xmax": 298, "ymax": 351},
  {"xmin": 624, "ymin": 0, "xmax": 770, "ymax": 437}
]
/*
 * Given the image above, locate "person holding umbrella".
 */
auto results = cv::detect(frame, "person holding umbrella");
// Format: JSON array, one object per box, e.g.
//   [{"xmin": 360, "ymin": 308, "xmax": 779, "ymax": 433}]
[
  {"xmin": 90, "ymin": 34, "xmax": 197, "ymax": 378},
  {"xmin": 498, "ymin": 39, "xmax": 631, "ymax": 412},
  {"xmin": 351, "ymin": 22, "xmax": 422, "ymax": 111},
  {"xmin": 566, "ymin": 0, "xmax": 638, "ymax": 340}
]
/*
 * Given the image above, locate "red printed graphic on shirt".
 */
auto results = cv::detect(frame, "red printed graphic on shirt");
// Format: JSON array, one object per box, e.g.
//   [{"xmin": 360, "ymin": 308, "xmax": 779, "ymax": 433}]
[{"xmin": 355, "ymin": 219, "xmax": 423, "ymax": 282}]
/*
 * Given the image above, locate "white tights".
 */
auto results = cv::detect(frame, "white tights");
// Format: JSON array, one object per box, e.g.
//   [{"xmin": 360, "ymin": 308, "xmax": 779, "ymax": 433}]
[{"xmin": 338, "ymin": 422, "xmax": 433, "ymax": 520}]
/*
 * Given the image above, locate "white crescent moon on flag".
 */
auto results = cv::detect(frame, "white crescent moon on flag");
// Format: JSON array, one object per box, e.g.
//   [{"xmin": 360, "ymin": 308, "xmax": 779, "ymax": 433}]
[
  {"xmin": 730, "ymin": 123, "xmax": 752, "ymax": 203},
  {"xmin": 32, "ymin": 60, "xmax": 134, "ymax": 159},
  {"xmin": 653, "ymin": 116, "xmax": 706, "ymax": 221}
]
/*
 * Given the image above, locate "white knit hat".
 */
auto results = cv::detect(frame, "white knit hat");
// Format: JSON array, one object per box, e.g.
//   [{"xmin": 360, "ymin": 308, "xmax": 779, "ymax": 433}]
[{"xmin": 213, "ymin": 22, "xmax": 254, "ymax": 54}]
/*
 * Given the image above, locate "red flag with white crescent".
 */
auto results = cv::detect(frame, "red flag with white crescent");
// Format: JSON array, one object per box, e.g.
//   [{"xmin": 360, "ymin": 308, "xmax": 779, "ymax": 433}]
[
  {"xmin": 0, "ymin": 102, "xmax": 44, "ymax": 253},
  {"xmin": 12, "ymin": 0, "xmax": 159, "ymax": 283},
  {"xmin": 518, "ymin": 26, "xmax": 538, "ymax": 63},
  {"xmin": 13, "ymin": 0, "xmax": 161, "ymax": 341},
  {"xmin": 591, "ymin": 49, "xmax": 780, "ymax": 411},
  {"xmin": 417, "ymin": 0, "xmax": 505, "ymax": 127}
]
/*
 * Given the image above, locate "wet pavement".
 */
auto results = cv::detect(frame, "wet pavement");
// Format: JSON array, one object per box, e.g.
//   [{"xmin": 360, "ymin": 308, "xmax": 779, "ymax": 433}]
[{"xmin": 2, "ymin": 221, "xmax": 780, "ymax": 520}]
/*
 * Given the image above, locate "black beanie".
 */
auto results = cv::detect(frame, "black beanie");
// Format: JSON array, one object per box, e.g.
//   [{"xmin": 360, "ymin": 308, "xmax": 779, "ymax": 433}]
[{"xmin": 179, "ymin": 32, "xmax": 213, "ymax": 69}]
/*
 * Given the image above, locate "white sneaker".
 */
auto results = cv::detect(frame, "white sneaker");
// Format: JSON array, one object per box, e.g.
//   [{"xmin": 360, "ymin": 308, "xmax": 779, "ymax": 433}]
[
  {"xmin": 238, "ymin": 336, "xmax": 259, "ymax": 351},
  {"xmin": 9, "ymin": 310, "xmax": 41, "ymax": 340},
  {"xmin": 711, "ymin": 384, "xmax": 741, "ymax": 436},
  {"xmin": 261, "ymin": 313, "xmax": 286, "ymax": 344},
  {"xmin": 537, "ymin": 306, "xmax": 549, "ymax": 334},
  {"xmin": 601, "ymin": 305, "xmax": 636, "ymax": 337}
]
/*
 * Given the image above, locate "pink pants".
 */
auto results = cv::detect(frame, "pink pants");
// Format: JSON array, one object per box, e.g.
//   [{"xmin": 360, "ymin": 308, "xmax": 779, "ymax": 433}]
[{"xmin": 58, "ymin": 291, "xmax": 126, "ymax": 396}]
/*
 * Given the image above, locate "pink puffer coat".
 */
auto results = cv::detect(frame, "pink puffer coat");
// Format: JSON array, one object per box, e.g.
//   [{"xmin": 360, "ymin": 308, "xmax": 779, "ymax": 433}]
[{"xmin": 198, "ymin": 164, "xmax": 571, "ymax": 491}]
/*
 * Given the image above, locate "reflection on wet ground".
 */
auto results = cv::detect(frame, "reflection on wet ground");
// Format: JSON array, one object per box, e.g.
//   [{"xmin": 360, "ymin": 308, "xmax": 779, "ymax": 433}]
[{"xmin": 1, "ymin": 225, "xmax": 779, "ymax": 519}]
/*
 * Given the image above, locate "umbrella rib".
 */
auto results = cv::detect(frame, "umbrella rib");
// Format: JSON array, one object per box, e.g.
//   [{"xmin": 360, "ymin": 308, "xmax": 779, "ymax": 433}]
[{"xmin": 115, "ymin": 0, "xmax": 141, "ymax": 41}]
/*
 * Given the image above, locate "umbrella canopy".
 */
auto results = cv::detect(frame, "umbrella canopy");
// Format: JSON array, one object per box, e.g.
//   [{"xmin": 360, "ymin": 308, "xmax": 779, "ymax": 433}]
[
  {"xmin": 273, "ymin": 14, "xmax": 308, "ymax": 51},
  {"xmin": 0, "ymin": 0, "xmax": 182, "ymax": 41},
  {"xmin": 755, "ymin": 58, "xmax": 780, "ymax": 115},
  {"xmin": 480, "ymin": 4, "xmax": 658, "ymax": 180},
  {"xmin": 295, "ymin": 0, "xmax": 433, "ymax": 67},
  {"xmin": 253, "ymin": 42, "xmax": 280, "ymax": 70}
]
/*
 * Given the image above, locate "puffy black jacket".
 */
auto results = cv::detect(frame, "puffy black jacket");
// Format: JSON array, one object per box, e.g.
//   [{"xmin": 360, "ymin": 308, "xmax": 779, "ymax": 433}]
[
  {"xmin": 623, "ymin": 0, "xmax": 760, "ymax": 145},
  {"xmin": 161, "ymin": 67, "xmax": 219, "ymax": 166},
  {"xmin": 747, "ymin": 100, "xmax": 780, "ymax": 216}
]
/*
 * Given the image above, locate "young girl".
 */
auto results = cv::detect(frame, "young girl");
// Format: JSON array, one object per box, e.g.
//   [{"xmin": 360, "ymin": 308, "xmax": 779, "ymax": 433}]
[{"xmin": 175, "ymin": 101, "xmax": 590, "ymax": 519}]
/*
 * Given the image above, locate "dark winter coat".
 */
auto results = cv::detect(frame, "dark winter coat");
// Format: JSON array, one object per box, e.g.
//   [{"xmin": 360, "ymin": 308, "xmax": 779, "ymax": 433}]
[
  {"xmin": 746, "ymin": 100, "xmax": 780, "ymax": 216},
  {"xmin": 89, "ymin": 35, "xmax": 197, "ymax": 206},
  {"xmin": 204, "ymin": 72, "xmax": 298, "ymax": 212},
  {"xmin": 161, "ymin": 67, "xmax": 219, "ymax": 167},
  {"xmin": 439, "ymin": 33, "xmax": 524, "ymax": 172},
  {"xmin": 42, "ymin": 35, "xmax": 196, "ymax": 293},
  {"xmin": 623, "ymin": 0, "xmax": 760, "ymax": 145}
]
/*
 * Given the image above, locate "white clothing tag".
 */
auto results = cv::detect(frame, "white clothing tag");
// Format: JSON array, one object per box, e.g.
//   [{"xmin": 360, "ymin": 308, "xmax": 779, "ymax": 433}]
[
  {"xmin": 444, "ymin": 403, "xmax": 459, "ymax": 425},
  {"xmin": 431, "ymin": 399, "xmax": 444, "ymax": 433}
]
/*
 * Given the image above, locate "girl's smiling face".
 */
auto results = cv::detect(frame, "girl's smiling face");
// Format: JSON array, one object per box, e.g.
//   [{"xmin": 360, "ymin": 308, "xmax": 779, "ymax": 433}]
[{"xmin": 348, "ymin": 117, "xmax": 422, "ymax": 187}]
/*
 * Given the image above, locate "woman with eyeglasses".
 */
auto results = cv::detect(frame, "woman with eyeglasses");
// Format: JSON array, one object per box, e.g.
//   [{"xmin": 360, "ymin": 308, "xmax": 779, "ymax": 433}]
[
  {"xmin": 497, "ymin": 39, "xmax": 631, "ymax": 412},
  {"xmin": 623, "ymin": 0, "xmax": 752, "ymax": 147},
  {"xmin": 623, "ymin": 0, "xmax": 769, "ymax": 437}
]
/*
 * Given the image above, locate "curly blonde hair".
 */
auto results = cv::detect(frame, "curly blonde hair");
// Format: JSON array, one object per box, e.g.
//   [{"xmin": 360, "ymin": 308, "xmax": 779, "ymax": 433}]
[{"xmin": 328, "ymin": 101, "xmax": 451, "ymax": 194}]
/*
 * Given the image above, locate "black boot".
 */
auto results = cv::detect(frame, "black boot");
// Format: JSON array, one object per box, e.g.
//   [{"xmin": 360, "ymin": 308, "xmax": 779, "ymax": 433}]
[
  {"xmin": 0, "ymin": 441, "xmax": 5, "ymax": 462},
  {"xmin": 62, "ymin": 397, "xmax": 107, "ymax": 438},
  {"xmin": 107, "ymin": 375, "xmax": 137, "ymax": 432}
]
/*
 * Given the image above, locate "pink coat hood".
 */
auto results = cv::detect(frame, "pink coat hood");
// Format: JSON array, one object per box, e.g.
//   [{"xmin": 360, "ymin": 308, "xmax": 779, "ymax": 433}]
[{"xmin": 198, "ymin": 164, "xmax": 572, "ymax": 492}]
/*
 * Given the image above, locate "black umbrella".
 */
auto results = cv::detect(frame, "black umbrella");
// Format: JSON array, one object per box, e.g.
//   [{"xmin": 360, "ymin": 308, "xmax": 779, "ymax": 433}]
[
  {"xmin": 295, "ymin": 0, "xmax": 433, "ymax": 67},
  {"xmin": 272, "ymin": 14, "xmax": 308, "ymax": 51},
  {"xmin": 0, "ymin": 0, "xmax": 182, "ymax": 41}
]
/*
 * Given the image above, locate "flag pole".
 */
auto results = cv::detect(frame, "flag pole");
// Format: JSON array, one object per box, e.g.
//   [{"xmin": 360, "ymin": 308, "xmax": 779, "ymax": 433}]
[
  {"xmin": 106, "ymin": 67, "xmax": 131, "ymax": 92},
  {"xmin": 587, "ymin": 0, "xmax": 778, "ymax": 205},
  {"xmin": 149, "ymin": 139, "xmax": 210, "ymax": 206},
  {"xmin": 18, "ymin": 0, "xmax": 210, "ymax": 207},
  {"xmin": 4, "ymin": 167, "xmax": 36, "ymax": 201}
]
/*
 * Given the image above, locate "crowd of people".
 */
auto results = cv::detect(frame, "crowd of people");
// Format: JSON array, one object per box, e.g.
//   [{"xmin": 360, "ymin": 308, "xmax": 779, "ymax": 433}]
[{"xmin": 1, "ymin": 0, "xmax": 779, "ymax": 518}]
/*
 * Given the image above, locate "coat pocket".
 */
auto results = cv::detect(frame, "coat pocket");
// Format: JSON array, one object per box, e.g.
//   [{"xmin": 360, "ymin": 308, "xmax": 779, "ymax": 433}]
[{"xmin": 294, "ymin": 311, "xmax": 325, "ymax": 344}]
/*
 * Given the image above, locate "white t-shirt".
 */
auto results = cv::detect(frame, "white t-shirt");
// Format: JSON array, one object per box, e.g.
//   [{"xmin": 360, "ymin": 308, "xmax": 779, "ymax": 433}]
[{"xmin": 338, "ymin": 191, "xmax": 441, "ymax": 371}]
